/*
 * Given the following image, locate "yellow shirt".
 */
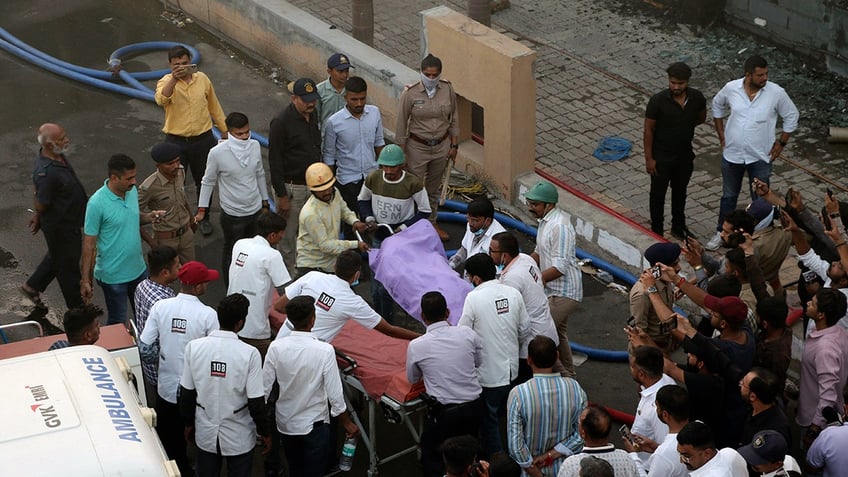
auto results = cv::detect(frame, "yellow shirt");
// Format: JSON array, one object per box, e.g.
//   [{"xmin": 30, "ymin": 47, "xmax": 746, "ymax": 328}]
[
  {"xmin": 296, "ymin": 191, "xmax": 359, "ymax": 270},
  {"xmin": 155, "ymin": 71, "xmax": 227, "ymax": 137}
]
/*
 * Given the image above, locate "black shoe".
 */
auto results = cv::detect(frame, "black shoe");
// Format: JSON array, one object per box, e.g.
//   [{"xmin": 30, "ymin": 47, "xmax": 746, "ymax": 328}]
[
  {"xmin": 199, "ymin": 219, "xmax": 213, "ymax": 236},
  {"xmin": 669, "ymin": 226, "xmax": 691, "ymax": 241}
]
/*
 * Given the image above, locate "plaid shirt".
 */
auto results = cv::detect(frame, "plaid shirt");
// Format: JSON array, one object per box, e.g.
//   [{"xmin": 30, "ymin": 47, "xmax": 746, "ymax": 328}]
[
  {"xmin": 133, "ymin": 278, "xmax": 175, "ymax": 384},
  {"xmin": 535, "ymin": 208, "xmax": 582, "ymax": 301}
]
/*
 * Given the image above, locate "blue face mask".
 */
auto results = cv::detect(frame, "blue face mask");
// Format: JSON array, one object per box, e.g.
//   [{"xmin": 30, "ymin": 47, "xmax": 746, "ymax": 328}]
[
  {"xmin": 351, "ymin": 279, "xmax": 359, "ymax": 288},
  {"xmin": 472, "ymin": 227, "xmax": 486, "ymax": 237}
]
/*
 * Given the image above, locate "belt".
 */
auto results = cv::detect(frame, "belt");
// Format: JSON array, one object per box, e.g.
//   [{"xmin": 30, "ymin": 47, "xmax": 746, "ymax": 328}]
[
  {"xmin": 409, "ymin": 132, "xmax": 450, "ymax": 147},
  {"xmin": 154, "ymin": 224, "xmax": 190, "ymax": 239},
  {"xmin": 165, "ymin": 130, "xmax": 213, "ymax": 143}
]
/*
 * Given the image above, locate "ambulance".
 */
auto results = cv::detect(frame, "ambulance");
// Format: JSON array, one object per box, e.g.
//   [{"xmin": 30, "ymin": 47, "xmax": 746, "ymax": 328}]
[{"xmin": 0, "ymin": 345, "xmax": 180, "ymax": 476}]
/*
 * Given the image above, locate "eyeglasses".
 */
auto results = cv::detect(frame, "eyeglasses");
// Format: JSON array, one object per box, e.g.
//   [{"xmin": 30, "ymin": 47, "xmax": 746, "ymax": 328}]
[{"xmin": 489, "ymin": 249, "xmax": 502, "ymax": 254}]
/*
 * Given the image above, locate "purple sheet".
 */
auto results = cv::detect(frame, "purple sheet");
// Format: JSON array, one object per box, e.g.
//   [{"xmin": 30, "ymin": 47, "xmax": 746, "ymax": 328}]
[{"xmin": 369, "ymin": 220, "xmax": 472, "ymax": 325}]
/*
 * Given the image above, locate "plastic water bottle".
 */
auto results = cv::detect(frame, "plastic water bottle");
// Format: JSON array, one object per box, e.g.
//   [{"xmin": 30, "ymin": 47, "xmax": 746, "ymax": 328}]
[{"xmin": 338, "ymin": 436, "xmax": 357, "ymax": 471}]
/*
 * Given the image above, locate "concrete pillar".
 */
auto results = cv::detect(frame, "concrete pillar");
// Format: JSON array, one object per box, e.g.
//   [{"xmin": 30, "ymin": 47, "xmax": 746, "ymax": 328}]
[{"xmin": 421, "ymin": 6, "xmax": 536, "ymax": 200}]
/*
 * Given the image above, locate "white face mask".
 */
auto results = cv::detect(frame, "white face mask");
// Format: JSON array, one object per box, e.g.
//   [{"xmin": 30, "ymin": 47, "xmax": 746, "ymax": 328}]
[
  {"xmin": 227, "ymin": 134, "xmax": 252, "ymax": 166},
  {"xmin": 420, "ymin": 73, "xmax": 440, "ymax": 97}
]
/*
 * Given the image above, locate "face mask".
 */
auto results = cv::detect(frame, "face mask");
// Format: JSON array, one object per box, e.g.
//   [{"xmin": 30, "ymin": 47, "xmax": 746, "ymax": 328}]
[
  {"xmin": 420, "ymin": 73, "xmax": 440, "ymax": 95},
  {"xmin": 227, "ymin": 134, "xmax": 252, "ymax": 167},
  {"xmin": 473, "ymin": 227, "xmax": 486, "ymax": 237},
  {"xmin": 351, "ymin": 279, "xmax": 359, "ymax": 287},
  {"xmin": 495, "ymin": 263, "xmax": 505, "ymax": 277}
]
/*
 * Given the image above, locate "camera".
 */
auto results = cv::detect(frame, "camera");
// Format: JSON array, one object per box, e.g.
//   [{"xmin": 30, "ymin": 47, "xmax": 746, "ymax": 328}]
[{"xmin": 802, "ymin": 270, "xmax": 819, "ymax": 284}]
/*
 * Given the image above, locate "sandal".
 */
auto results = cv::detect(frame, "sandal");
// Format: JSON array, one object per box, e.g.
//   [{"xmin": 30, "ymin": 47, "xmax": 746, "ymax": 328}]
[{"xmin": 20, "ymin": 285, "xmax": 48, "ymax": 310}]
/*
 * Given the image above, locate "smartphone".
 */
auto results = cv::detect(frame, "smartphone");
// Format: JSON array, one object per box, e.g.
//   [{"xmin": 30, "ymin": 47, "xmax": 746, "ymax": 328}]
[
  {"xmin": 823, "ymin": 211, "xmax": 833, "ymax": 231},
  {"xmin": 184, "ymin": 64, "xmax": 198, "ymax": 73},
  {"xmin": 802, "ymin": 270, "xmax": 819, "ymax": 284},
  {"xmin": 659, "ymin": 316, "xmax": 678, "ymax": 335},
  {"xmin": 651, "ymin": 265, "xmax": 662, "ymax": 279},
  {"xmin": 626, "ymin": 316, "xmax": 637, "ymax": 329},
  {"xmin": 827, "ymin": 187, "xmax": 834, "ymax": 199},
  {"xmin": 619, "ymin": 424, "xmax": 636, "ymax": 445}
]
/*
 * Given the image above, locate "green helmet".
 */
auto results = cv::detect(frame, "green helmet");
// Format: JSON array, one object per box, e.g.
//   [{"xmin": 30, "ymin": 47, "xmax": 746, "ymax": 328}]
[
  {"xmin": 377, "ymin": 144, "xmax": 405, "ymax": 166},
  {"xmin": 525, "ymin": 181, "xmax": 558, "ymax": 204}
]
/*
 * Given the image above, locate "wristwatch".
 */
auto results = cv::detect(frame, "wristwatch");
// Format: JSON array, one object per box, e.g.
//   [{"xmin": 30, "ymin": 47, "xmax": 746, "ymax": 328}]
[
  {"xmin": 646, "ymin": 286, "xmax": 659, "ymax": 294},
  {"xmin": 778, "ymin": 139, "xmax": 788, "ymax": 147}
]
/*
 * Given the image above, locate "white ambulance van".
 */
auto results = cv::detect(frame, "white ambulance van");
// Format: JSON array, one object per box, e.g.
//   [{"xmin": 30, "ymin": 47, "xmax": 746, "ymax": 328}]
[{"xmin": 0, "ymin": 345, "xmax": 180, "ymax": 476}]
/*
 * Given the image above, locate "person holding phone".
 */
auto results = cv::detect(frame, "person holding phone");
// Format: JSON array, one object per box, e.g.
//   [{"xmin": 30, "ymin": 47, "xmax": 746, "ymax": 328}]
[{"xmin": 155, "ymin": 45, "xmax": 228, "ymax": 237}]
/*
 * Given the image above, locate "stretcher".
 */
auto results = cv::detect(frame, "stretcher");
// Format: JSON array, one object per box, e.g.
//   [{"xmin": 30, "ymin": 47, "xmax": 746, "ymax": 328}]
[
  {"xmin": 331, "ymin": 320, "xmax": 429, "ymax": 476},
  {"xmin": 367, "ymin": 219, "xmax": 472, "ymax": 324}
]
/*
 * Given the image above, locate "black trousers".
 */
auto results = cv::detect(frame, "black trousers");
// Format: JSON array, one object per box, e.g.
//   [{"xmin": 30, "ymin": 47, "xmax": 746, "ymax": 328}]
[
  {"xmin": 155, "ymin": 396, "xmax": 191, "ymax": 476},
  {"xmin": 649, "ymin": 158, "xmax": 694, "ymax": 234},
  {"xmin": 421, "ymin": 398, "xmax": 482, "ymax": 477},
  {"xmin": 220, "ymin": 210, "xmax": 260, "ymax": 287},
  {"xmin": 27, "ymin": 225, "xmax": 84, "ymax": 308},
  {"xmin": 337, "ymin": 180, "xmax": 363, "ymax": 240}
]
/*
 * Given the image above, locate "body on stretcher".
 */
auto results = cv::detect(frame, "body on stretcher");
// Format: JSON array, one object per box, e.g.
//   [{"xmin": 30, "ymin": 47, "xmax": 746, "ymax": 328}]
[{"xmin": 331, "ymin": 320, "xmax": 430, "ymax": 476}]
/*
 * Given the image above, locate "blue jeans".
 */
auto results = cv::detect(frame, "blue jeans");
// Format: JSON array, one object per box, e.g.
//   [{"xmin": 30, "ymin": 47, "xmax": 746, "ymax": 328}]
[
  {"xmin": 97, "ymin": 270, "xmax": 148, "ymax": 325},
  {"xmin": 279, "ymin": 422, "xmax": 332, "ymax": 477},
  {"xmin": 480, "ymin": 385, "xmax": 511, "ymax": 457},
  {"xmin": 717, "ymin": 158, "xmax": 772, "ymax": 231},
  {"xmin": 195, "ymin": 447, "xmax": 254, "ymax": 477}
]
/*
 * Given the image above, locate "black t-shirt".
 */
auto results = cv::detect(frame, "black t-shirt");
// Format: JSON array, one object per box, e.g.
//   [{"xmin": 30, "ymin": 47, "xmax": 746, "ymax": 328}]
[
  {"xmin": 645, "ymin": 87, "xmax": 707, "ymax": 162},
  {"xmin": 740, "ymin": 404, "xmax": 792, "ymax": 448}
]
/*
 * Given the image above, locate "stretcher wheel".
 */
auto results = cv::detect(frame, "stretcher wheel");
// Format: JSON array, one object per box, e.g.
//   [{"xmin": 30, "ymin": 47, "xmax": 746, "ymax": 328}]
[{"xmin": 379, "ymin": 401, "xmax": 402, "ymax": 424}]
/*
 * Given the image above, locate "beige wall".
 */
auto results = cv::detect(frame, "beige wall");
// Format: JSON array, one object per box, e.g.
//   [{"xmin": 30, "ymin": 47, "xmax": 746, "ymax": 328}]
[{"xmin": 421, "ymin": 6, "xmax": 537, "ymax": 200}]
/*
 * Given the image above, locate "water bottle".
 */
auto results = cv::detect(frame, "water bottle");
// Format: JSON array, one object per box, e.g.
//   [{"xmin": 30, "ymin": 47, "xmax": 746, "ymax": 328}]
[{"xmin": 338, "ymin": 436, "xmax": 357, "ymax": 471}]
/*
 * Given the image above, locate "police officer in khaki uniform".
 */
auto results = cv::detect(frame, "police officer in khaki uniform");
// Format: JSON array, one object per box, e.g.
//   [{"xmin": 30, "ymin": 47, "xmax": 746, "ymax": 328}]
[
  {"xmin": 139, "ymin": 142, "xmax": 196, "ymax": 263},
  {"xmin": 396, "ymin": 54, "xmax": 459, "ymax": 242}
]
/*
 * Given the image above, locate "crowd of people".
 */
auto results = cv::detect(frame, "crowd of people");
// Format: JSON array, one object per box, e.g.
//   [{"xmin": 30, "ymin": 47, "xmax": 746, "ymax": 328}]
[{"xmin": 19, "ymin": 40, "xmax": 848, "ymax": 477}]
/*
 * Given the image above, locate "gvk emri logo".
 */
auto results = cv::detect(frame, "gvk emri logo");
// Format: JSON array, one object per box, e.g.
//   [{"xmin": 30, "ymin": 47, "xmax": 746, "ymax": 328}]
[{"xmin": 27, "ymin": 384, "xmax": 61, "ymax": 428}]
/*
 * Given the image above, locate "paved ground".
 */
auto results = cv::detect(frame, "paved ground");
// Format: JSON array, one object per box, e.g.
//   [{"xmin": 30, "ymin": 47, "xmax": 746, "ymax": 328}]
[{"xmin": 290, "ymin": 0, "xmax": 848, "ymax": 293}]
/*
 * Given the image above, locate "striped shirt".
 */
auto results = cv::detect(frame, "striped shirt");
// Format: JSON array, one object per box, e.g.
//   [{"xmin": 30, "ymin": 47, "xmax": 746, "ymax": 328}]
[
  {"xmin": 507, "ymin": 373, "xmax": 587, "ymax": 476},
  {"xmin": 559, "ymin": 445, "xmax": 641, "ymax": 477},
  {"xmin": 133, "ymin": 278, "xmax": 175, "ymax": 384},
  {"xmin": 534, "ymin": 208, "xmax": 582, "ymax": 301}
]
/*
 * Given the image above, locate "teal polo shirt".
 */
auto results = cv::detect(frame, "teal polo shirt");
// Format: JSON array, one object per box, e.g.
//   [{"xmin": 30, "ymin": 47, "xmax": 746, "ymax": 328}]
[{"xmin": 84, "ymin": 180, "xmax": 146, "ymax": 284}]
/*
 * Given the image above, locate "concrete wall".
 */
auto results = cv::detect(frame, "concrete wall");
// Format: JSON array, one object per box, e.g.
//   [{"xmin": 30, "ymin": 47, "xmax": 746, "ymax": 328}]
[
  {"xmin": 421, "ymin": 7, "xmax": 537, "ymax": 200},
  {"xmin": 724, "ymin": 0, "xmax": 848, "ymax": 76}
]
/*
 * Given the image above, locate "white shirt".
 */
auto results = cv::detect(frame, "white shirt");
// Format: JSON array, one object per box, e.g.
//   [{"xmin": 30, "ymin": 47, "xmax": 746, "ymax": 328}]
[
  {"xmin": 322, "ymin": 104, "xmax": 385, "ymax": 185},
  {"xmin": 535, "ymin": 207, "xmax": 583, "ymax": 301},
  {"xmin": 630, "ymin": 432, "xmax": 688, "ymax": 477},
  {"xmin": 263, "ymin": 331, "xmax": 346, "ymax": 435},
  {"xmin": 279, "ymin": 271, "xmax": 382, "ymax": 342},
  {"xmin": 500, "ymin": 253, "xmax": 559, "ymax": 345},
  {"xmin": 631, "ymin": 374, "xmax": 676, "ymax": 466},
  {"xmin": 689, "ymin": 448, "xmax": 748, "ymax": 477},
  {"xmin": 458, "ymin": 280, "xmax": 531, "ymax": 387},
  {"xmin": 179, "ymin": 330, "xmax": 264, "ymax": 456},
  {"xmin": 712, "ymin": 78, "xmax": 799, "ymax": 165},
  {"xmin": 452, "ymin": 219, "xmax": 507, "ymax": 278},
  {"xmin": 199, "ymin": 139, "xmax": 270, "ymax": 216},
  {"xmin": 139, "ymin": 293, "xmax": 219, "ymax": 403},
  {"xmin": 228, "ymin": 235, "xmax": 291, "ymax": 339}
]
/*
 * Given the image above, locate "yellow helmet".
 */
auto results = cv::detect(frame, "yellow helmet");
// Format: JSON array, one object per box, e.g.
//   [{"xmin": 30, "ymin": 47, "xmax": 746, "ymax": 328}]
[{"xmin": 305, "ymin": 162, "xmax": 336, "ymax": 191}]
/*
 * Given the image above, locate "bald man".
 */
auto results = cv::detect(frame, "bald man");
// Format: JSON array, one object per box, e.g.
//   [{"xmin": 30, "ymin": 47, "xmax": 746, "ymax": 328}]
[{"xmin": 22, "ymin": 123, "xmax": 88, "ymax": 309}]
